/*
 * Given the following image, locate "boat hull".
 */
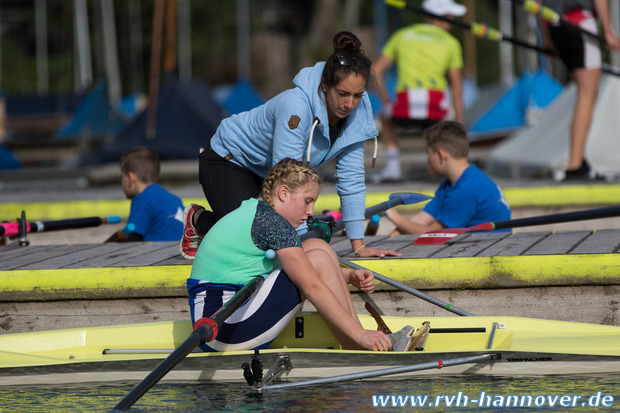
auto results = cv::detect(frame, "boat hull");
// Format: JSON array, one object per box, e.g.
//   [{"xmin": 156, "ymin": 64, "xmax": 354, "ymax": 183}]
[{"xmin": 1, "ymin": 313, "xmax": 619, "ymax": 387}]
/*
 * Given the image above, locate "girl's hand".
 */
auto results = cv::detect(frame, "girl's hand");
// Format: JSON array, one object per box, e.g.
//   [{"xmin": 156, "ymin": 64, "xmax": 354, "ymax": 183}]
[
  {"xmin": 356, "ymin": 246, "xmax": 402, "ymax": 259},
  {"xmin": 349, "ymin": 269, "xmax": 375, "ymax": 293},
  {"xmin": 359, "ymin": 330, "xmax": 392, "ymax": 351}
]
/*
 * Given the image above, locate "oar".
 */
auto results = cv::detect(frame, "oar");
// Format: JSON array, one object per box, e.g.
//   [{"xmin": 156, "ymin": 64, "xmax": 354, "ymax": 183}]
[
  {"xmin": 386, "ymin": 0, "xmax": 620, "ymax": 77},
  {"xmin": 517, "ymin": 0, "xmax": 620, "ymax": 77},
  {"xmin": 0, "ymin": 215, "xmax": 122, "ymax": 238},
  {"xmin": 519, "ymin": 0, "xmax": 605, "ymax": 44},
  {"xmin": 340, "ymin": 258, "xmax": 474, "ymax": 316},
  {"xmin": 306, "ymin": 192, "xmax": 432, "ymax": 241},
  {"xmin": 114, "ymin": 275, "xmax": 266, "ymax": 410},
  {"xmin": 260, "ymin": 353, "xmax": 495, "ymax": 390},
  {"xmin": 414, "ymin": 204, "xmax": 620, "ymax": 245},
  {"xmin": 386, "ymin": 0, "xmax": 550, "ymax": 53}
]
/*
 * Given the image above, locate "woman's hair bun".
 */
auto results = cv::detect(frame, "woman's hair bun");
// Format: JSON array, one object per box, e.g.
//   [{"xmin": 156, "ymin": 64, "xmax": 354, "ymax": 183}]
[{"xmin": 332, "ymin": 31, "xmax": 362, "ymax": 55}]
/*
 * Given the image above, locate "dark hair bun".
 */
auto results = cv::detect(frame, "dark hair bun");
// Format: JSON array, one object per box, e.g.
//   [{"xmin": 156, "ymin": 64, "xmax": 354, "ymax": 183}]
[{"xmin": 333, "ymin": 31, "xmax": 362, "ymax": 55}]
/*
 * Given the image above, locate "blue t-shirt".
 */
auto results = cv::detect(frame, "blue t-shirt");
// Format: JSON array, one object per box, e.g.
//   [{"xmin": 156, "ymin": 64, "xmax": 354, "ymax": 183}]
[
  {"xmin": 128, "ymin": 183, "xmax": 184, "ymax": 241},
  {"xmin": 423, "ymin": 165, "xmax": 511, "ymax": 229}
]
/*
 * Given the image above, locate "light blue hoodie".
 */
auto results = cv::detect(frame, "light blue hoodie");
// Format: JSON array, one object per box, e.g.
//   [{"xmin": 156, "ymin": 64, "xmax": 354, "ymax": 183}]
[{"xmin": 210, "ymin": 62, "xmax": 378, "ymax": 240}]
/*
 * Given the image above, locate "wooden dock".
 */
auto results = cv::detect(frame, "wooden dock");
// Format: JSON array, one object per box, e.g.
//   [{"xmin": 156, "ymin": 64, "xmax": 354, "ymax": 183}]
[{"xmin": 1, "ymin": 228, "xmax": 619, "ymax": 334}]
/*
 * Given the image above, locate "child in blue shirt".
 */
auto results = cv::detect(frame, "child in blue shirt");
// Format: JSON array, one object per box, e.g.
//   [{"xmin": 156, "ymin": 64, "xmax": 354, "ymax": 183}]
[
  {"xmin": 118, "ymin": 146, "xmax": 184, "ymax": 241},
  {"xmin": 385, "ymin": 121, "xmax": 510, "ymax": 234}
]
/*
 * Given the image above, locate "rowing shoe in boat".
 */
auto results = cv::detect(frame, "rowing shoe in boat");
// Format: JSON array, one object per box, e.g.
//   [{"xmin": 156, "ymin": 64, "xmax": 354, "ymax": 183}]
[{"xmin": 1, "ymin": 313, "xmax": 619, "ymax": 388}]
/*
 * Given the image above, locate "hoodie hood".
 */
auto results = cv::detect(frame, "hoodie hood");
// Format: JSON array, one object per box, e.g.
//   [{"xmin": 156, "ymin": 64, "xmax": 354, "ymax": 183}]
[{"xmin": 292, "ymin": 62, "xmax": 378, "ymax": 164}]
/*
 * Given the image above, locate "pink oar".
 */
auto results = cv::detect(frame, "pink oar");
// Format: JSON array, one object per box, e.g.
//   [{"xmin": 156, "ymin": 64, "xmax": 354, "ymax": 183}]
[{"xmin": 414, "ymin": 204, "xmax": 620, "ymax": 245}]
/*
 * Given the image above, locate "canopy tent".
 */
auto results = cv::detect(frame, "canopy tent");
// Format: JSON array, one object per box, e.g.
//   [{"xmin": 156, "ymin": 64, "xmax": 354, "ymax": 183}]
[
  {"xmin": 213, "ymin": 79, "xmax": 264, "ymax": 116},
  {"xmin": 468, "ymin": 70, "xmax": 563, "ymax": 141},
  {"xmin": 53, "ymin": 82, "xmax": 129, "ymax": 142},
  {"xmin": 486, "ymin": 73, "xmax": 620, "ymax": 181},
  {"xmin": 86, "ymin": 76, "xmax": 224, "ymax": 164},
  {"xmin": 0, "ymin": 144, "xmax": 21, "ymax": 170}
]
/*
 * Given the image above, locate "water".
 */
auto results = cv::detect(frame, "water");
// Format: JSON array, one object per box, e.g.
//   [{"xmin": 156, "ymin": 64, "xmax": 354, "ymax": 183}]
[{"xmin": 1, "ymin": 375, "xmax": 618, "ymax": 412}]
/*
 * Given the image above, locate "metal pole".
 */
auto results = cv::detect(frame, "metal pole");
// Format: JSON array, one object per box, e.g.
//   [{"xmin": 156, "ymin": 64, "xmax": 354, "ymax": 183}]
[
  {"xmin": 74, "ymin": 0, "xmax": 92, "ymax": 92},
  {"xmin": 499, "ymin": 0, "xmax": 514, "ymax": 88},
  {"xmin": 177, "ymin": 0, "xmax": 192, "ymax": 81},
  {"xmin": 101, "ymin": 0, "xmax": 122, "ymax": 105},
  {"xmin": 260, "ymin": 354, "xmax": 494, "ymax": 390},
  {"xmin": 35, "ymin": 0, "xmax": 48, "ymax": 94},
  {"xmin": 236, "ymin": 0, "xmax": 250, "ymax": 80}
]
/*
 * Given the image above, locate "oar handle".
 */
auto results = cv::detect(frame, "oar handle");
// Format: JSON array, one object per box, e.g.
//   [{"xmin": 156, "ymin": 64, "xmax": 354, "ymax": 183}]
[
  {"xmin": 306, "ymin": 193, "xmax": 432, "ymax": 242},
  {"xmin": 493, "ymin": 205, "xmax": 620, "ymax": 231},
  {"xmin": 115, "ymin": 275, "xmax": 265, "ymax": 410}
]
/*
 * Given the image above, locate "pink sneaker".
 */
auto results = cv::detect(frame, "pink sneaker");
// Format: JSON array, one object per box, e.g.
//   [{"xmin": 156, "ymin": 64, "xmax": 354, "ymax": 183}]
[{"xmin": 180, "ymin": 204, "xmax": 205, "ymax": 259}]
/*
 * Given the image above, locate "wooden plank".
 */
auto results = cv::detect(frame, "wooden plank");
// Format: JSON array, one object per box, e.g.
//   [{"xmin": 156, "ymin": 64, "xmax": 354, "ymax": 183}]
[
  {"xmin": 109, "ymin": 242, "xmax": 181, "ymax": 266},
  {"xmin": 63, "ymin": 242, "xmax": 159, "ymax": 268},
  {"xmin": 365, "ymin": 235, "xmax": 414, "ymax": 252},
  {"xmin": 570, "ymin": 229, "xmax": 620, "ymax": 254},
  {"xmin": 0, "ymin": 244, "xmax": 99, "ymax": 270},
  {"xmin": 397, "ymin": 243, "xmax": 450, "ymax": 258},
  {"xmin": 0, "ymin": 244, "xmax": 35, "ymax": 260},
  {"xmin": 431, "ymin": 232, "xmax": 509, "ymax": 258},
  {"xmin": 18, "ymin": 244, "xmax": 123, "ymax": 270},
  {"xmin": 477, "ymin": 232, "xmax": 551, "ymax": 257},
  {"xmin": 524, "ymin": 231, "xmax": 592, "ymax": 255}
]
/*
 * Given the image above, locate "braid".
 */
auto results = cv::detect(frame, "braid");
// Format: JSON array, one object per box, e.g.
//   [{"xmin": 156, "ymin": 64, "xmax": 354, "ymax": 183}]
[{"xmin": 261, "ymin": 158, "xmax": 322, "ymax": 208}]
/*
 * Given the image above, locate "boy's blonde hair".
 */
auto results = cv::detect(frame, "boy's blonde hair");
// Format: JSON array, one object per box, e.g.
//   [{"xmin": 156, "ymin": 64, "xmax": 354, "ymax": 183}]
[
  {"xmin": 424, "ymin": 121, "xmax": 469, "ymax": 159},
  {"xmin": 261, "ymin": 158, "xmax": 322, "ymax": 208},
  {"xmin": 120, "ymin": 146, "xmax": 160, "ymax": 184}
]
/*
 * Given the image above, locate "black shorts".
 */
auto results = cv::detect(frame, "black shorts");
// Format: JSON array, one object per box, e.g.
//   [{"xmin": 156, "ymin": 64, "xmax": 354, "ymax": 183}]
[{"xmin": 549, "ymin": 16, "xmax": 601, "ymax": 72}]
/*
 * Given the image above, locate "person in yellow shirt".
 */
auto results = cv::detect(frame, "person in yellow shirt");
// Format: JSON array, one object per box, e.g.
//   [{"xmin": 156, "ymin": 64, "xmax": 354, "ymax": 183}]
[{"xmin": 374, "ymin": 0, "xmax": 466, "ymax": 181}]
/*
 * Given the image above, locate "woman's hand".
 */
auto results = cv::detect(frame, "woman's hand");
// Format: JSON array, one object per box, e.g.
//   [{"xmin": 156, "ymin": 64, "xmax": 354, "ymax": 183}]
[
  {"xmin": 349, "ymin": 269, "xmax": 375, "ymax": 293},
  {"xmin": 356, "ymin": 246, "xmax": 402, "ymax": 258}
]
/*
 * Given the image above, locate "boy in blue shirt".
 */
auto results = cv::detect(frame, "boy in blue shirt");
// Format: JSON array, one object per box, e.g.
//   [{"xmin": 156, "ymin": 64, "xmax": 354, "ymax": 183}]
[
  {"xmin": 118, "ymin": 146, "xmax": 184, "ymax": 241},
  {"xmin": 385, "ymin": 121, "xmax": 510, "ymax": 235}
]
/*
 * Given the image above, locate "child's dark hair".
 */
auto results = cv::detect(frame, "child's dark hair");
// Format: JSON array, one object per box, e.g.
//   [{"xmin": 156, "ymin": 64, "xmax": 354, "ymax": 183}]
[
  {"xmin": 261, "ymin": 158, "xmax": 322, "ymax": 208},
  {"xmin": 424, "ymin": 121, "xmax": 469, "ymax": 159},
  {"xmin": 321, "ymin": 31, "xmax": 372, "ymax": 90},
  {"xmin": 120, "ymin": 146, "xmax": 160, "ymax": 183}
]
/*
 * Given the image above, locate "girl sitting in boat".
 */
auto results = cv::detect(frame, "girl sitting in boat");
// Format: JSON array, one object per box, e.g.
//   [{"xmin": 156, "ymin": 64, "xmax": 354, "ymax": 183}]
[{"xmin": 187, "ymin": 158, "xmax": 413, "ymax": 352}]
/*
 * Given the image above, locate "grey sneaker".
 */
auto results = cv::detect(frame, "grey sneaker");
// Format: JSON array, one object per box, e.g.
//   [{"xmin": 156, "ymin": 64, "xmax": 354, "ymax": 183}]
[{"xmin": 388, "ymin": 325, "xmax": 415, "ymax": 351}]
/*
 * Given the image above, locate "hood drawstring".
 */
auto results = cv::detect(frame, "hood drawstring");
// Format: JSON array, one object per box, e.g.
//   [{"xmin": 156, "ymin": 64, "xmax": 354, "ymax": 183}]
[
  {"xmin": 306, "ymin": 117, "xmax": 377, "ymax": 168},
  {"xmin": 306, "ymin": 117, "xmax": 320, "ymax": 166},
  {"xmin": 372, "ymin": 136, "xmax": 377, "ymax": 168}
]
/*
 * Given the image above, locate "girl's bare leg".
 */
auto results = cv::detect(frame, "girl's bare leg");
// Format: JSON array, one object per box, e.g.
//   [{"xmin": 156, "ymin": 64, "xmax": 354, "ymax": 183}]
[{"xmin": 303, "ymin": 238, "xmax": 359, "ymax": 321}]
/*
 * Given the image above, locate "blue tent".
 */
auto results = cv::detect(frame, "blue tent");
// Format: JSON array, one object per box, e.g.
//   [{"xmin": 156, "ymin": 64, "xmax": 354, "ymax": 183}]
[
  {"xmin": 86, "ymin": 76, "xmax": 224, "ymax": 164},
  {"xmin": 0, "ymin": 144, "xmax": 21, "ymax": 170},
  {"xmin": 54, "ymin": 82, "xmax": 128, "ymax": 141},
  {"xmin": 220, "ymin": 79, "xmax": 264, "ymax": 115},
  {"xmin": 468, "ymin": 70, "xmax": 563, "ymax": 139}
]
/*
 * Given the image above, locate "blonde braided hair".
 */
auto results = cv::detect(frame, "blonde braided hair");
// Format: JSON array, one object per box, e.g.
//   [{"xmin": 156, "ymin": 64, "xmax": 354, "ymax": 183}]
[{"xmin": 261, "ymin": 158, "xmax": 322, "ymax": 208}]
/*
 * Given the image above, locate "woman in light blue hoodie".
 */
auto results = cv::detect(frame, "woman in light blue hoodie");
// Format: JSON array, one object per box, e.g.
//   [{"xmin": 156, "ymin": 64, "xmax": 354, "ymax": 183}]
[{"xmin": 181, "ymin": 31, "xmax": 401, "ymax": 260}]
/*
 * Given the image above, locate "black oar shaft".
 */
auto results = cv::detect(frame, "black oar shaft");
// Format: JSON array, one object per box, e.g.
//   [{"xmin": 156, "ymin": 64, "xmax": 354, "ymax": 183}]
[
  {"xmin": 115, "ymin": 276, "xmax": 265, "ymax": 410},
  {"xmin": 340, "ymin": 258, "xmax": 474, "ymax": 317},
  {"xmin": 29, "ymin": 216, "xmax": 110, "ymax": 232},
  {"xmin": 494, "ymin": 205, "xmax": 620, "ymax": 231}
]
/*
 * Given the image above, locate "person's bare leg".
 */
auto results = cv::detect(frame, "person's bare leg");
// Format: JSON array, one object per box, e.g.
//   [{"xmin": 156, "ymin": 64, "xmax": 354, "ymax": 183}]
[
  {"xmin": 380, "ymin": 117, "xmax": 401, "ymax": 179},
  {"xmin": 567, "ymin": 67, "xmax": 601, "ymax": 170},
  {"xmin": 303, "ymin": 238, "xmax": 360, "ymax": 321},
  {"xmin": 305, "ymin": 248, "xmax": 363, "ymax": 349}
]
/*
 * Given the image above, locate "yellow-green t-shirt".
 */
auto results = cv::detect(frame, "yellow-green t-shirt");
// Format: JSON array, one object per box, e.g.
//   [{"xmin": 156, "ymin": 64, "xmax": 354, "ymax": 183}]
[{"xmin": 382, "ymin": 23, "xmax": 463, "ymax": 92}]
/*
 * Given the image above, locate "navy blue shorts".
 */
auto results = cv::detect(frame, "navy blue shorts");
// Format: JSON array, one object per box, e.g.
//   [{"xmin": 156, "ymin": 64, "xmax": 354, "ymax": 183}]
[{"xmin": 187, "ymin": 269, "xmax": 302, "ymax": 352}]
